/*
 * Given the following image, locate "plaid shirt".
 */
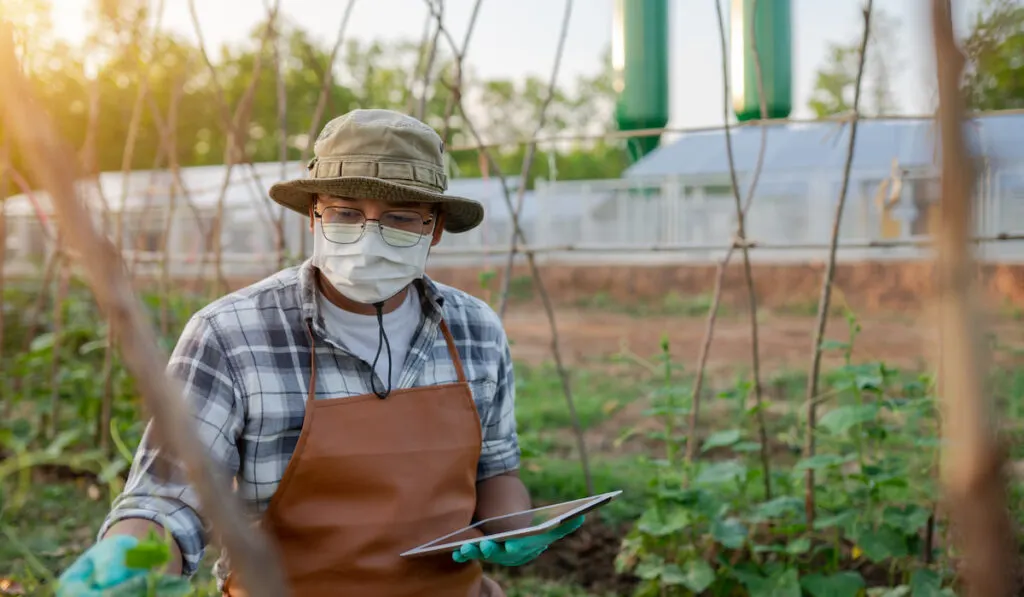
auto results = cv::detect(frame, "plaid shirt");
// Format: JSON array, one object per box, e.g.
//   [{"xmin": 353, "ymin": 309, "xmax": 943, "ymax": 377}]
[{"xmin": 98, "ymin": 260, "xmax": 520, "ymax": 579}]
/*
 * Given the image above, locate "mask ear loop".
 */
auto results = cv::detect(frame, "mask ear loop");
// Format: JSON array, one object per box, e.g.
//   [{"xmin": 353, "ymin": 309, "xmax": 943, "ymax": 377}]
[{"xmin": 369, "ymin": 301, "xmax": 393, "ymax": 399}]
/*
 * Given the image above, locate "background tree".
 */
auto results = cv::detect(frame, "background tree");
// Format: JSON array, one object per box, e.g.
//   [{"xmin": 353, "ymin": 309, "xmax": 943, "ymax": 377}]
[
  {"xmin": 807, "ymin": 8, "xmax": 902, "ymax": 117},
  {"xmin": 961, "ymin": 0, "xmax": 1024, "ymax": 111}
]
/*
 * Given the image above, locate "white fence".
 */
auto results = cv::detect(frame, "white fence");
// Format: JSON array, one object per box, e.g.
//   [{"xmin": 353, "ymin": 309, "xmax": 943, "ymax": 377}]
[{"xmin": 4, "ymin": 162, "xmax": 1024, "ymax": 281}]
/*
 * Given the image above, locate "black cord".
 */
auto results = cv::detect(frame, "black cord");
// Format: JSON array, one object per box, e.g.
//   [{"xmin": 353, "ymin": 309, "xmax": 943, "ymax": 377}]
[{"xmin": 369, "ymin": 302, "xmax": 393, "ymax": 399}]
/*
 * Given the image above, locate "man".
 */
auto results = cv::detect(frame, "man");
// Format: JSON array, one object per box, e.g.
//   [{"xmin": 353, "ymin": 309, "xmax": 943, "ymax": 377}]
[{"xmin": 58, "ymin": 109, "xmax": 583, "ymax": 596}]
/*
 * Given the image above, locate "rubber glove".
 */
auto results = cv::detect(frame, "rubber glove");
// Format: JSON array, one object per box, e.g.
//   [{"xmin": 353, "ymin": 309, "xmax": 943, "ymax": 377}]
[
  {"xmin": 57, "ymin": 535, "xmax": 147, "ymax": 596},
  {"xmin": 452, "ymin": 515, "xmax": 585, "ymax": 567}
]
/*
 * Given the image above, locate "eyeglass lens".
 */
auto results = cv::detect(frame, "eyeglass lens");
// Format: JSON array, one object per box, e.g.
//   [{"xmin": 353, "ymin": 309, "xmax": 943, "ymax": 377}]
[{"xmin": 320, "ymin": 207, "xmax": 432, "ymax": 247}]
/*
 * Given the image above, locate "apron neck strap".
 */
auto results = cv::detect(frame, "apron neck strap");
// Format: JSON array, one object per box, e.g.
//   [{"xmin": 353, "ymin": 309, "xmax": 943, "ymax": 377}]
[
  {"xmin": 438, "ymin": 319, "xmax": 467, "ymax": 383},
  {"xmin": 304, "ymin": 315, "xmax": 467, "ymax": 402}
]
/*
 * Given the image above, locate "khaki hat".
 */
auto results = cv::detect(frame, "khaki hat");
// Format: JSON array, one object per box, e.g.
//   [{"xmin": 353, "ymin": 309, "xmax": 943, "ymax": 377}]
[{"xmin": 269, "ymin": 109, "xmax": 484, "ymax": 233}]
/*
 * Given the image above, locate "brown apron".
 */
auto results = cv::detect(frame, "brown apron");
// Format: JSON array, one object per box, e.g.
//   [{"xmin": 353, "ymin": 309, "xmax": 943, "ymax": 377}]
[{"xmin": 223, "ymin": 318, "xmax": 504, "ymax": 597}]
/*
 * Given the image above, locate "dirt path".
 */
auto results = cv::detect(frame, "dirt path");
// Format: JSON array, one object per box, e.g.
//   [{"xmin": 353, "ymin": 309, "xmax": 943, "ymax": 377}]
[{"xmin": 503, "ymin": 306, "xmax": 942, "ymax": 375}]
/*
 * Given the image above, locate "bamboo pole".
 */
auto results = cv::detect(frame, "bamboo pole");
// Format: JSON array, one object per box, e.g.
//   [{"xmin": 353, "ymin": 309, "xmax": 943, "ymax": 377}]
[
  {"xmin": 0, "ymin": 24, "xmax": 290, "ymax": 597},
  {"xmin": 690, "ymin": 0, "xmax": 772, "ymax": 498},
  {"xmin": 803, "ymin": 0, "xmax": 874, "ymax": 526},
  {"xmin": 427, "ymin": 1, "xmax": 593, "ymax": 493},
  {"xmin": 496, "ymin": 0, "xmax": 573, "ymax": 320},
  {"xmin": 930, "ymin": 0, "xmax": 1018, "ymax": 593},
  {"xmin": 297, "ymin": 0, "xmax": 357, "ymax": 258}
]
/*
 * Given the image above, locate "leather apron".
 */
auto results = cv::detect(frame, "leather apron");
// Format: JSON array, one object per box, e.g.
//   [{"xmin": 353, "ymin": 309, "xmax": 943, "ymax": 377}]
[{"xmin": 223, "ymin": 317, "xmax": 504, "ymax": 597}]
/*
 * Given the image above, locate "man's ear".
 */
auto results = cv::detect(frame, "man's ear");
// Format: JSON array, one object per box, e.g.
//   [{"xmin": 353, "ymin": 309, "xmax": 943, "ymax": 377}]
[
  {"xmin": 308, "ymin": 196, "xmax": 317, "ymax": 232},
  {"xmin": 430, "ymin": 210, "xmax": 445, "ymax": 247}
]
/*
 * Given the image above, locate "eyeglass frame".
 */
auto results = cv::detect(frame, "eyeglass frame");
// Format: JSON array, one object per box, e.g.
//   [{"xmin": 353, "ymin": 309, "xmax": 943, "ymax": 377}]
[{"xmin": 312, "ymin": 202, "xmax": 438, "ymax": 247}]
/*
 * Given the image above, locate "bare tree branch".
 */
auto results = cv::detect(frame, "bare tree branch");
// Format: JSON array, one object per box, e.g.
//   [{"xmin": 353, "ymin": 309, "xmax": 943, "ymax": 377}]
[
  {"xmin": 930, "ymin": 0, "xmax": 1019, "ymax": 593},
  {"xmin": 0, "ymin": 23, "xmax": 290, "ymax": 597}
]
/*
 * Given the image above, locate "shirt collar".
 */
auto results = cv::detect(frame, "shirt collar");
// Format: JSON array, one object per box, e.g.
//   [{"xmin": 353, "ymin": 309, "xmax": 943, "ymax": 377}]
[{"xmin": 297, "ymin": 259, "xmax": 446, "ymax": 339}]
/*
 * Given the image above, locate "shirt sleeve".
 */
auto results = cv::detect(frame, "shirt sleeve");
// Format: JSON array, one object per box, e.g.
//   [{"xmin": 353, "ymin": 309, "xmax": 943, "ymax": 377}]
[
  {"xmin": 97, "ymin": 313, "xmax": 245, "ymax": 577},
  {"xmin": 476, "ymin": 326, "xmax": 521, "ymax": 480}
]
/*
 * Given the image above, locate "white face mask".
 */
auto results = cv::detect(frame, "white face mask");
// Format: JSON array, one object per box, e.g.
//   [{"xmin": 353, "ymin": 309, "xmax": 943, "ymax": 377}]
[{"xmin": 312, "ymin": 221, "xmax": 432, "ymax": 304}]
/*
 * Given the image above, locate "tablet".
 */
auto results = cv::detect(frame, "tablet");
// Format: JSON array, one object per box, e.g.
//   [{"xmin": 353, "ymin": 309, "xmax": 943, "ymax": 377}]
[{"xmin": 400, "ymin": 490, "xmax": 622, "ymax": 558}]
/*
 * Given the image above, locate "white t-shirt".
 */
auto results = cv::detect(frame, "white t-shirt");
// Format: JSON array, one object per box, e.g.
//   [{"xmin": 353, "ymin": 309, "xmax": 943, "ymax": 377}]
[{"xmin": 317, "ymin": 285, "xmax": 423, "ymax": 391}]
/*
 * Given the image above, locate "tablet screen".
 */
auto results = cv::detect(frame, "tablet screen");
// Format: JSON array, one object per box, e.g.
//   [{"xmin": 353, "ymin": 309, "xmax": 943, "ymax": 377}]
[{"xmin": 401, "ymin": 490, "xmax": 622, "ymax": 557}]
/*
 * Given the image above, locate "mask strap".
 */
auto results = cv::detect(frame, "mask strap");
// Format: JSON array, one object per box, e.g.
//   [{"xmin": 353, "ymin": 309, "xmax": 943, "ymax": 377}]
[{"xmin": 369, "ymin": 302, "xmax": 393, "ymax": 399}]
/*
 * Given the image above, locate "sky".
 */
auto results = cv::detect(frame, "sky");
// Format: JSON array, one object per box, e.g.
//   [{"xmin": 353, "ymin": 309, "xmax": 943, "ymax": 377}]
[{"xmin": 46, "ymin": 0, "xmax": 983, "ymax": 133}]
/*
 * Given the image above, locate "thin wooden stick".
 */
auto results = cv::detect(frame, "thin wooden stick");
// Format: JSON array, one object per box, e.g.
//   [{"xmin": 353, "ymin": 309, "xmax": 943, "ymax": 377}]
[
  {"xmin": 716, "ymin": 0, "xmax": 771, "ymax": 498},
  {"xmin": 428, "ymin": 1, "xmax": 592, "ymax": 494},
  {"xmin": 298, "ymin": 0, "xmax": 357, "ymax": 257},
  {"xmin": 416, "ymin": 0, "xmax": 443, "ymax": 120},
  {"xmin": 685, "ymin": 0, "xmax": 774, "ymax": 492},
  {"xmin": 496, "ymin": 0, "xmax": 574, "ymax": 320},
  {"xmin": 930, "ymin": 0, "xmax": 1018, "ymax": 593},
  {"xmin": 49, "ymin": 247, "xmax": 67, "ymax": 440},
  {"xmin": 0, "ymin": 25, "xmax": 290, "ymax": 597},
  {"xmin": 0, "ymin": 128, "xmax": 8, "ymax": 412},
  {"xmin": 273, "ymin": 14, "xmax": 289, "ymax": 270},
  {"xmin": 188, "ymin": 0, "xmax": 282, "ymax": 297},
  {"xmin": 804, "ymin": 0, "xmax": 874, "ymax": 526}
]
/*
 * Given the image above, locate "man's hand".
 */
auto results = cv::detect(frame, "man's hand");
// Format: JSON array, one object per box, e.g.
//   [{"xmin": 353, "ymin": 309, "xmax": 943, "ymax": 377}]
[
  {"xmin": 57, "ymin": 536, "xmax": 148, "ymax": 596},
  {"xmin": 452, "ymin": 515, "xmax": 584, "ymax": 567}
]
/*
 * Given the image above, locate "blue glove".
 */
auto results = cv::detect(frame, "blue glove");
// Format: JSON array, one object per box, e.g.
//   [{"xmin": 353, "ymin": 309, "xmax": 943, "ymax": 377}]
[
  {"xmin": 453, "ymin": 515, "xmax": 584, "ymax": 567},
  {"xmin": 57, "ymin": 536, "xmax": 191, "ymax": 597},
  {"xmin": 57, "ymin": 535, "xmax": 147, "ymax": 596}
]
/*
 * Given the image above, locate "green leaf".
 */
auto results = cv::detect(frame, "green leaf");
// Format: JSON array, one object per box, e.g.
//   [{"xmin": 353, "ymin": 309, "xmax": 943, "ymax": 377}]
[
  {"xmin": 661, "ymin": 559, "xmax": 716, "ymax": 593},
  {"xmin": 45, "ymin": 429, "xmax": 82, "ymax": 458},
  {"xmin": 909, "ymin": 569, "xmax": 944, "ymax": 597},
  {"xmin": 732, "ymin": 441, "xmax": 763, "ymax": 452},
  {"xmin": 634, "ymin": 556, "xmax": 666, "ymax": 580},
  {"xmin": 711, "ymin": 517, "xmax": 748, "ymax": 549},
  {"xmin": 819, "ymin": 340, "xmax": 850, "ymax": 352},
  {"xmin": 98, "ymin": 459, "xmax": 128, "ymax": 483},
  {"xmin": 78, "ymin": 338, "xmax": 108, "ymax": 355},
  {"xmin": 750, "ymin": 496, "xmax": 805, "ymax": 522},
  {"xmin": 29, "ymin": 332, "xmax": 55, "ymax": 353},
  {"xmin": 701, "ymin": 429, "xmax": 743, "ymax": 453},
  {"xmin": 786, "ymin": 537, "xmax": 811, "ymax": 555},
  {"xmin": 882, "ymin": 505, "xmax": 932, "ymax": 536},
  {"xmin": 819, "ymin": 404, "xmax": 880, "ymax": 435},
  {"xmin": 801, "ymin": 571, "xmax": 866, "ymax": 597},
  {"xmin": 813, "ymin": 510, "xmax": 857, "ymax": 532},
  {"xmin": 694, "ymin": 460, "xmax": 748, "ymax": 485},
  {"xmin": 124, "ymin": 540, "xmax": 171, "ymax": 570},
  {"xmin": 637, "ymin": 507, "xmax": 692, "ymax": 537},
  {"xmin": 746, "ymin": 567, "xmax": 802, "ymax": 597},
  {"xmin": 854, "ymin": 526, "xmax": 909, "ymax": 562},
  {"xmin": 793, "ymin": 453, "xmax": 854, "ymax": 472}
]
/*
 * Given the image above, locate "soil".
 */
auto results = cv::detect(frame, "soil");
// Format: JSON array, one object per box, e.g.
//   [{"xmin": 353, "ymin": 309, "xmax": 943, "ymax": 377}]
[
  {"xmin": 502, "ymin": 305, "xmax": 973, "ymax": 375},
  {"xmin": 493, "ymin": 520, "xmax": 638, "ymax": 596}
]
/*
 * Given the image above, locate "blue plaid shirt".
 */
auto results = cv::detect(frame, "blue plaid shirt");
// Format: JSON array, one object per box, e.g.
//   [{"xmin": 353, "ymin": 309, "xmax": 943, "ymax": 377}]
[{"xmin": 98, "ymin": 260, "xmax": 520, "ymax": 580}]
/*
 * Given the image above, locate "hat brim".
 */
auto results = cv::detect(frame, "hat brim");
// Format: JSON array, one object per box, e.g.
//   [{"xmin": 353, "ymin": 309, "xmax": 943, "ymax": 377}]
[{"xmin": 268, "ymin": 176, "xmax": 484, "ymax": 234}]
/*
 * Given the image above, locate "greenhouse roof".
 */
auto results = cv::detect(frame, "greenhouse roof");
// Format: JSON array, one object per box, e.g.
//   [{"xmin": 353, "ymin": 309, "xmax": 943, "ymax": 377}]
[{"xmin": 625, "ymin": 113, "xmax": 1024, "ymax": 179}]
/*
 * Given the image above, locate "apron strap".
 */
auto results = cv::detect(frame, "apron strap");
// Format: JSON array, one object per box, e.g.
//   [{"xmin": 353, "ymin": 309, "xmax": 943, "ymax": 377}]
[
  {"xmin": 305, "ymin": 319, "xmax": 317, "ymax": 403},
  {"xmin": 304, "ymin": 315, "xmax": 466, "ymax": 397},
  {"xmin": 438, "ymin": 319, "xmax": 467, "ymax": 384}
]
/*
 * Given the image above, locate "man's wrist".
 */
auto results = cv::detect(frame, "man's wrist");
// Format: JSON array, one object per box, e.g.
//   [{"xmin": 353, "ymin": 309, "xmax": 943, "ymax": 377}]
[{"xmin": 102, "ymin": 518, "xmax": 184, "ymax": 575}]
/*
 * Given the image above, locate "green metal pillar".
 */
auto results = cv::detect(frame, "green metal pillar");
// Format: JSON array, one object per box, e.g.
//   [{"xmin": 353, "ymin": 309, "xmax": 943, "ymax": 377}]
[
  {"xmin": 730, "ymin": 0, "xmax": 792, "ymax": 122},
  {"xmin": 613, "ymin": 0, "xmax": 670, "ymax": 162}
]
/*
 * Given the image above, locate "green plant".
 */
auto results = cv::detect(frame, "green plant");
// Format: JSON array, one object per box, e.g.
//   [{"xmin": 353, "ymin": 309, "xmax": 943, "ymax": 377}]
[{"xmin": 614, "ymin": 308, "xmax": 956, "ymax": 596}]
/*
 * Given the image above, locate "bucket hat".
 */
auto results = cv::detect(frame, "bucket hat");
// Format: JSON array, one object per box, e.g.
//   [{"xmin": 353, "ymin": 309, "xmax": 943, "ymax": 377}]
[{"xmin": 269, "ymin": 109, "xmax": 484, "ymax": 233}]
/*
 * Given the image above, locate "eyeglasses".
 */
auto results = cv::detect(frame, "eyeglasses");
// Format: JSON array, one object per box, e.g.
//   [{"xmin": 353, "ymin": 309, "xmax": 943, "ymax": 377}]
[{"xmin": 314, "ymin": 206, "xmax": 435, "ymax": 248}]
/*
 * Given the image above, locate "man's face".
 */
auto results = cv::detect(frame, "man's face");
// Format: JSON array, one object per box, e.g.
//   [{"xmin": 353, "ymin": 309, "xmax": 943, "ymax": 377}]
[{"xmin": 313, "ymin": 194, "xmax": 445, "ymax": 248}]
